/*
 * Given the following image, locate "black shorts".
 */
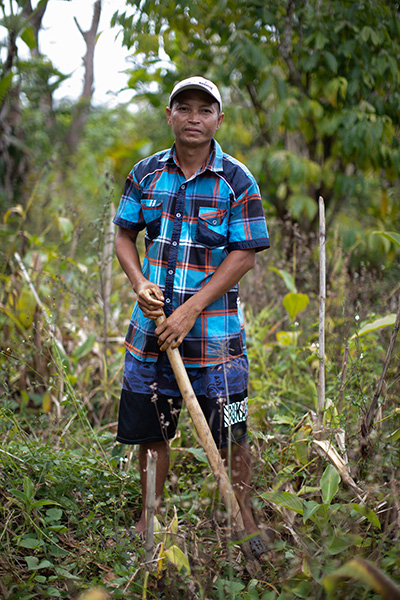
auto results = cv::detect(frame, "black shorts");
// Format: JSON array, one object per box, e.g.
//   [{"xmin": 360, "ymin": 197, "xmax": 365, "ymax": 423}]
[{"xmin": 117, "ymin": 351, "xmax": 249, "ymax": 449}]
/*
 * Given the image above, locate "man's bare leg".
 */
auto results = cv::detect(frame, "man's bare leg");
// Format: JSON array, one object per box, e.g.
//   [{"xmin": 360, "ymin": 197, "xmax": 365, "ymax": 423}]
[
  {"xmin": 220, "ymin": 440, "xmax": 258, "ymax": 535},
  {"xmin": 135, "ymin": 440, "xmax": 170, "ymax": 534}
]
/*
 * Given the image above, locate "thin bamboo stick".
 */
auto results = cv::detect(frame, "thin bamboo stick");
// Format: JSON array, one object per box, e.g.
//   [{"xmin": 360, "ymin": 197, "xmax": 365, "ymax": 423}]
[
  {"xmin": 318, "ymin": 196, "xmax": 326, "ymax": 426},
  {"xmin": 144, "ymin": 450, "xmax": 158, "ymax": 563}
]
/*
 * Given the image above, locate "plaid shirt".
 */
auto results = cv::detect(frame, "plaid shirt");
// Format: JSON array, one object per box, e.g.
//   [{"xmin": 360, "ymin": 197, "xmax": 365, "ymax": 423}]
[{"xmin": 113, "ymin": 139, "xmax": 270, "ymax": 367}]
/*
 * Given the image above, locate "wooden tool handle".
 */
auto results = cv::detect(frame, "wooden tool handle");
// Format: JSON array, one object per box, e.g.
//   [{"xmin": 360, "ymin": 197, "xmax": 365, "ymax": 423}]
[{"xmin": 154, "ymin": 313, "xmax": 245, "ymax": 533}]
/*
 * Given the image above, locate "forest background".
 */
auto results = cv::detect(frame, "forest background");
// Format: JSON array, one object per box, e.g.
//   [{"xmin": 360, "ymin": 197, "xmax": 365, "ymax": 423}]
[{"xmin": 1, "ymin": 0, "xmax": 400, "ymax": 599}]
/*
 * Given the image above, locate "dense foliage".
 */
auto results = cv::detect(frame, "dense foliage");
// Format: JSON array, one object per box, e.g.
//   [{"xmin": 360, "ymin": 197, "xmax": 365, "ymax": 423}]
[
  {"xmin": 113, "ymin": 0, "xmax": 400, "ymax": 256},
  {"xmin": 1, "ymin": 0, "xmax": 400, "ymax": 598}
]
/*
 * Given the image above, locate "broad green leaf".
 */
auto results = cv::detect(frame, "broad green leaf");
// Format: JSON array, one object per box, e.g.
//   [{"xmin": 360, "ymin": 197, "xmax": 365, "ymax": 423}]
[
  {"xmin": 19, "ymin": 536, "xmax": 44, "ymax": 549},
  {"xmin": 17, "ymin": 287, "xmax": 37, "ymax": 328},
  {"xmin": 261, "ymin": 491, "xmax": 304, "ymax": 515},
  {"xmin": 23, "ymin": 476, "xmax": 34, "ymax": 501},
  {"xmin": 46, "ymin": 508, "xmax": 63, "ymax": 522},
  {"xmin": 268, "ymin": 267, "xmax": 297, "ymax": 292},
  {"xmin": 0, "ymin": 72, "xmax": 13, "ymax": 102},
  {"xmin": 373, "ymin": 231, "xmax": 400, "ymax": 249},
  {"xmin": 327, "ymin": 533, "xmax": 353, "ymax": 555},
  {"xmin": 389, "ymin": 428, "xmax": 400, "ymax": 442},
  {"xmin": 347, "ymin": 503, "xmax": 381, "ymax": 529},
  {"xmin": 323, "ymin": 557, "xmax": 400, "ymax": 599},
  {"xmin": 288, "ymin": 194, "xmax": 318, "ymax": 221},
  {"xmin": 71, "ymin": 333, "xmax": 96, "ymax": 360},
  {"xmin": 276, "ymin": 330, "xmax": 300, "ymax": 346},
  {"xmin": 25, "ymin": 556, "xmax": 53, "ymax": 571},
  {"xmin": 320, "ymin": 464, "xmax": 340, "ymax": 504},
  {"xmin": 185, "ymin": 447, "xmax": 208, "ymax": 464},
  {"xmin": 54, "ymin": 566, "xmax": 79, "ymax": 580},
  {"xmin": 303, "ymin": 500, "xmax": 323, "ymax": 523},
  {"xmin": 25, "ymin": 556, "xmax": 40, "ymax": 571},
  {"xmin": 164, "ymin": 545, "xmax": 191, "ymax": 574},
  {"xmin": 350, "ymin": 314, "xmax": 397, "ymax": 340},
  {"xmin": 325, "ymin": 51, "xmax": 338, "ymax": 73},
  {"xmin": 283, "ymin": 292, "xmax": 310, "ymax": 321},
  {"xmin": 20, "ymin": 25, "xmax": 37, "ymax": 50},
  {"xmin": 57, "ymin": 216, "xmax": 73, "ymax": 243}
]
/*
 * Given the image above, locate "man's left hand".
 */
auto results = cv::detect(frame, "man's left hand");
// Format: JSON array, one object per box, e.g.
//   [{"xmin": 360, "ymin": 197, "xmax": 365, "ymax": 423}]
[{"xmin": 155, "ymin": 302, "xmax": 199, "ymax": 351}]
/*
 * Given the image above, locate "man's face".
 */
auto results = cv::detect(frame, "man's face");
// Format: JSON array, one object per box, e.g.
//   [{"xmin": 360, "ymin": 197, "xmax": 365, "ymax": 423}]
[{"xmin": 166, "ymin": 89, "xmax": 224, "ymax": 148}]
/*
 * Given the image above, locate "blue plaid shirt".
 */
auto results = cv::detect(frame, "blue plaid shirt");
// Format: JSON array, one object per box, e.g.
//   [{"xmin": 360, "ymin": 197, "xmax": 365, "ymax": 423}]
[{"xmin": 114, "ymin": 139, "xmax": 270, "ymax": 367}]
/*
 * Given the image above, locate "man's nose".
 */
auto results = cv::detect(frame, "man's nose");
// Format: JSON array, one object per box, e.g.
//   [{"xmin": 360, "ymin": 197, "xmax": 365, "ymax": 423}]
[{"xmin": 188, "ymin": 111, "xmax": 200, "ymax": 121}]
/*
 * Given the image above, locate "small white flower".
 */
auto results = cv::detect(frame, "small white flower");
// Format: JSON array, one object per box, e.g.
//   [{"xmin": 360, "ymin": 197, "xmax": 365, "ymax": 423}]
[{"xmin": 355, "ymin": 315, "xmax": 360, "ymax": 321}]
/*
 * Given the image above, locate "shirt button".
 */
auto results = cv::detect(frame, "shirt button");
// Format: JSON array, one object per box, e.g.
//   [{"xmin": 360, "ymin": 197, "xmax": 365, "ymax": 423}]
[
  {"xmin": 181, "ymin": 184, "xmax": 186, "ymax": 190},
  {"xmin": 168, "ymin": 269, "xmax": 173, "ymax": 275},
  {"xmin": 165, "ymin": 298, "xmax": 171, "ymax": 304},
  {"xmin": 176, "ymin": 212, "xmax": 181, "ymax": 218},
  {"xmin": 172, "ymin": 241, "xmax": 177, "ymax": 246},
  {"xmin": 212, "ymin": 220, "xmax": 218, "ymax": 225}
]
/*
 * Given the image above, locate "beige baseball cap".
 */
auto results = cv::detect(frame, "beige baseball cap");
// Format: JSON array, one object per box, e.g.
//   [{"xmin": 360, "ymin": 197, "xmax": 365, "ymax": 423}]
[{"xmin": 169, "ymin": 76, "xmax": 222, "ymax": 111}]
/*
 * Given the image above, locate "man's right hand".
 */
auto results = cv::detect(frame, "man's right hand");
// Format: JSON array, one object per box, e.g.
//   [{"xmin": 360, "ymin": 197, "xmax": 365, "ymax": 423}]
[{"xmin": 136, "ymin": 281, "xmax": 165, "ymax": 319}]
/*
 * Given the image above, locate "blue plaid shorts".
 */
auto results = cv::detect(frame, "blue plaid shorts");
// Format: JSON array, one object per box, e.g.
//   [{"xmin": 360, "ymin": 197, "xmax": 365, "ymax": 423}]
[{"xmin": 117, "ymin": 351, "xmax": 249, "ymax": 449}]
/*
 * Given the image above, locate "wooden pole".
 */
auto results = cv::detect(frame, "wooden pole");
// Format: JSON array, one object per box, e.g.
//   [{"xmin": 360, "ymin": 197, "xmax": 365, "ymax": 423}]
[
  {"xmin": 318, "ymin": 196, "xmax": 326, "ymax": 426},
  {"xmin": 154, "ymin": 314, "xmax": 245, "ymax": 536},
  {"xmin": 144, "ymin": 449, "xmax": 158, "ymax": 563}
]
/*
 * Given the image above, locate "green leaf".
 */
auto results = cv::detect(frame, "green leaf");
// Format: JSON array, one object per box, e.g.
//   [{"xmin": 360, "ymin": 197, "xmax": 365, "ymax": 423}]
[
  {"xmin": 19, "ymin": 536, "xmax": 44, "ymax": 549},
  {"xmin": 57, "ymin": 216, "xmax": 73, "ymax": 243},
  {"xmin": 20, "ymin": 25, "xmax": 37, "ymax": 50},
  {"xmin": 350, "ymin": 314, "xmax": 397, "ymax": 340},
  {"xmin": 164, "ymin": 545, "xmax": 191, "ymax": 573},
  {"xmin": 261, "ymin": 491, "xmax": 304, "ymax": 515},
  {"xmin": 276, "ymin": 330, "xmax": 300, "ymax": 346},
  {"xmin": 31, "ymin": 499, "xmax": 60, "ymax": 510},
  {"xmin": 303, "ymin": 499, "xmax": 322, "ymax": 523},
  {"xmin": 185, "ymin": 447, "xmax": 208, "ymax": 464},
  {"xmin": 389, "ymin": 428, "xmax": 400, "ymax": 442},
  {"xmin": 347, "ymin": 503, "xmax": 381, "ymax": 529},
  {"xmin": 0, "ymin": 72, "xmax": 13, "ymax": 102},
  {"xmin": 288, "ymin": 194, "xmax": 318, "ymax": 221},
  {"xmin": 46, "ymin": 508, "xmax": 63, "ymax": 522},
  {"xmin": 373, "ymin": 231, "xmax": 400, "ymax": 249},
  {"xmin": 54, "ymin": 566, "xmax": 79, "ymax": 580},
  {"xmin": 283, "ymin": 292, "xmax": 309, "ymax": 321},
  {"xmin": 320, "ymin": 464, "xmax": 340, "ymax": 504},
  {"xmin": 325, "ymin": 51, "xmax": 338, "ymax": 73},
  {"xmin": 71, "ymin": 333, "xmax": 96, "ymax": 360},
  {"xmin": 23, "ymin": 476, "xmax": 34, "ymax": 501},
  {"xmin": 327, "ymin": 533, "xmax": 353, "ymax": 555},
  {"xmin": 323, "ymin": 557, "xmax": 400, "ymax": 599},
  {"xmin": 268, "ymin": 267, "xmax": 297, "ymax": 292},
  {"xmin": 25, "ymin": 556, "xmax": 40, "ymax": 571}
]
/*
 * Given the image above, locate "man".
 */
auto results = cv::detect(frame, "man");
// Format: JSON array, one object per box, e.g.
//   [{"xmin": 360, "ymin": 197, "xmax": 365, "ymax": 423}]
[{"xmin": 113, "ymin": 76, "xmax": 270, "ymax": 558}]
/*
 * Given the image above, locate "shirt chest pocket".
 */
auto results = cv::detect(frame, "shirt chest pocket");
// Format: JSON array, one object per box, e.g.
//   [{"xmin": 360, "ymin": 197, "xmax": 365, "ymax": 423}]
[
  {"xmin": 195, "ymin": 207, "xmax": 228, "ymax": 248},
  {"xmin": 141, "ymin": 199, "xmax": 163, "ymax": 240}
]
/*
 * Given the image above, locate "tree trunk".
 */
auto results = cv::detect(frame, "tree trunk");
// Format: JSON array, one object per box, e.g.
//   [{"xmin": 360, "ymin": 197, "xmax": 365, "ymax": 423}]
[{"xmin": 65, "ymin": 0, "xmax": 102, "ymax": 156}]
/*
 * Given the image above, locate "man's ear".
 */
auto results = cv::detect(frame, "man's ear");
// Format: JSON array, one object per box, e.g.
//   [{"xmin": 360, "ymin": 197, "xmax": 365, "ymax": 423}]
[
  {"xmin": 166, "ymin": 106, "xmax": 172, "ymax": 125},
  {"xmin": 216, "ymin": 112, "xmax": 225, "ymax": 131}
]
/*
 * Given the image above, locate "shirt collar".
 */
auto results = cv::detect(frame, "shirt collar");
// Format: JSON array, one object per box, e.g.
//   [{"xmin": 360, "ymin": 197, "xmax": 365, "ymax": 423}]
[{"xmin": 166, "ymin": 139, "xmax": 224, "ymax": 172}]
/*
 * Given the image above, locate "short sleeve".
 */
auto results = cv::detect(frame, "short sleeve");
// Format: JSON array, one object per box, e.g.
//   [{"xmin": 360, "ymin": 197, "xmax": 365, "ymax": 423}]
[
  {"xmin": 227, "ymin": 178, "xmax": 270, "ymax": 252},
  {"xmin": 113, "ymin": 170, "xmax": 146, "ymax": 230}
]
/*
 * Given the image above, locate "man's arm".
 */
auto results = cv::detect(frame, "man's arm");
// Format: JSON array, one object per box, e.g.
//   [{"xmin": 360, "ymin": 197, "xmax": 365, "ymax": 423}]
[
  {"xmin": 115, "ymin": 226, "xmax": 164, "ymax": 318},
  {"xmin": 155, "ymin": 249, "xmax": 255, "ymax": 351}
]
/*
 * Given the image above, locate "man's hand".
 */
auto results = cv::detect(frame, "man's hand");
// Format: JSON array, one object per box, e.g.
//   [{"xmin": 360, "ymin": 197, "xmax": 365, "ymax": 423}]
[
  {"xmin": 155, "ymin": 302, "xmax": 199, "ymax": 351},
  {"xmin": 136, "ymin": 281, "xmax": 165, "ymax": 319}
]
